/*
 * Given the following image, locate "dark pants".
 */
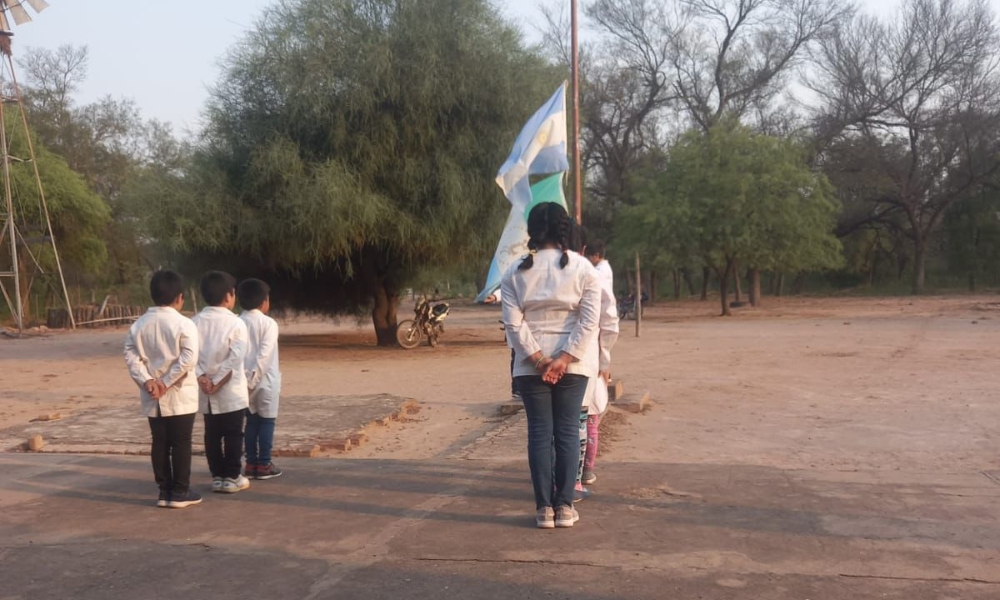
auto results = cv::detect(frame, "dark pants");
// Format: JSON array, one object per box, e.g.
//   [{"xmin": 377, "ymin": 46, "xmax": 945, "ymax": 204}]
[
  {"xmin": 515, "ymin": 374, "xmax": 589, "ymax": 509},
  {"xmin": 204, "ymin": 409, "xmax": 245, "ymax": 479},
  {"xmin": 148, "ymin": 413, "xmax": 196, "ymax": 493},
  {"xmin": 245, "ymin": 411, "xmax": 276, "ymax": 465},
  {"xmin": 510, "ymin": 349, "xmax": 517, "ymax": 395}
]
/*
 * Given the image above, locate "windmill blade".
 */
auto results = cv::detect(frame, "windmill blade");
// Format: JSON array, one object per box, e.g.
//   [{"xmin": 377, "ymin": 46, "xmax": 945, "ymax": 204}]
[
  {"xmin": 25, "ymin": 0, "xmax": 48, "ymax": 13},
  {"xmin": 8, "ymin": 2, "xmax": 31, "ymax": 25}
]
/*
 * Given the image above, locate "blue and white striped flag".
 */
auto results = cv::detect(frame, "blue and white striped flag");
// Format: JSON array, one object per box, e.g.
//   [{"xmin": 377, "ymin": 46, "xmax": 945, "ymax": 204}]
[{"xmin": 476, "ymin": 84, "xmax": 569, "ymax": 303}]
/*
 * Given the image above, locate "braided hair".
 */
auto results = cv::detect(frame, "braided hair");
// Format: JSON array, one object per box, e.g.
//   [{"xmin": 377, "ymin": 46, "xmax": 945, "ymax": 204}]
[{"xmin": 519, "ymin": 202, "xmax": 572, "ymax": 270}]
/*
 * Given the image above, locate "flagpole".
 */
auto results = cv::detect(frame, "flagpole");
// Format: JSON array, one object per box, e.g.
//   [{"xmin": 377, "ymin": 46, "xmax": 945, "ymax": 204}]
[{"xmin": 570, "ymin": 0, "xmax": 582, "ymax": 225}]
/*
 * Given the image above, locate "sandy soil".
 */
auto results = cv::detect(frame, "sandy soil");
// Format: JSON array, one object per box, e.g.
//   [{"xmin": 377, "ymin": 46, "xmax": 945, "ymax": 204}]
[{"xmin": 2, "ymin": 295, "xmax": 999, "ymax": 473}]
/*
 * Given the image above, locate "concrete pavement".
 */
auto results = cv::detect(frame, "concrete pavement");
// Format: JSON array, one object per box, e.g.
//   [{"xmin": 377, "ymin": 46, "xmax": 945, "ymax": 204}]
[{"xmin": 1, "ymin": 451, "xmax": 998, "ymax": 600}]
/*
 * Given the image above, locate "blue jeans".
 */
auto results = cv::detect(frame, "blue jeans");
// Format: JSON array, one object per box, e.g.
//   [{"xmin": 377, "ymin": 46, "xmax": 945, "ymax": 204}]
[
  {"xmin": 515, "ymin": 374, "xmax": 589, "ymax": 509},
  {"xmin": 245, "ymin": 411, "xmax": 276, "ymax": 465}
]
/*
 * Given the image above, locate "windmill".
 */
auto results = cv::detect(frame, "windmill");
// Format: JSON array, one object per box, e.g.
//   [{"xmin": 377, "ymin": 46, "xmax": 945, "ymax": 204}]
[{"xmin": 0, "ymin": 0, "xmax": 76, "ymax": 334}]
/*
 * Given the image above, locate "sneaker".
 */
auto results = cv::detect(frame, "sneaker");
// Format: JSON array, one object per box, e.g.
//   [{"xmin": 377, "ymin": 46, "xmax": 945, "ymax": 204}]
[
  {"xmin": 212, "ymin": 477, "xmax": 224, "ymax": 493},
  {"xmin": 582, "ymin": 469, "xmax": 597, "ymax": 485},
  {"xmin": 244, "ymin": 463, "xmax": 257, "ymax": 478},
  {"xmin": 555, "ymin": 505, "xmax": 579, "ymax": 528},
  {"xmin": 574, "ymin": 485, "xmax": 591, "ymax": 502},
  {"xmin": 536, "ymin": 506, "xmax": 555, "ymax": 529},
  {"xmin": 221, "ymin": 474, "xmax": 251, "ymax": 493},
  {"xmin": 157, "ymin": 490, "xmax": 170, "ymax": 508},
  {"xmin": 256, "ymin": 463, "xmax": 282, "ymax": 480},
  {"xmin": 168, "ymin": 489, "xmax": 202, "ymax": 509}
]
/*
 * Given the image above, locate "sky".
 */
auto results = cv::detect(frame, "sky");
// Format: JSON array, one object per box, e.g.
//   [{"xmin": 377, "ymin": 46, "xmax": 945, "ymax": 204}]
[{"xmin": 3, "ymin": 0, "xmax": 994, "ymax": 136}]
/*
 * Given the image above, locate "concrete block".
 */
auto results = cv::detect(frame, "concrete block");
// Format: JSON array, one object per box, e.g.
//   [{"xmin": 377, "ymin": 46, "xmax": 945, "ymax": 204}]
[
  {"xmin": 350, "ymin": 433, "xmax": 369, "ymax": 447},
  {"xmin": 30, "ymin": 413, "xmax": 61, "ymax": 422},
  {"xmin": 499, "ymin": 403, "xmax": 523, "ymax": 416},
  {"xmin": 320, "ymin": 439, "xmax": 352, "ymax": 452},
  {"xmin": 617, "ymin": 391, "xmax": 651, "ymax": 414},
  {"xmin": 608, "ymin": 379, "xmax": 625, "ymax": 402}
]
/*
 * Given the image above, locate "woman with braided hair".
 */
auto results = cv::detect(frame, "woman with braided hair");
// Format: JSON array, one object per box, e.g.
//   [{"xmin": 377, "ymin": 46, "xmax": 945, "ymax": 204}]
[{"xmin": 500, "ymin": 202, "xmax": 601, "ymax": 529}]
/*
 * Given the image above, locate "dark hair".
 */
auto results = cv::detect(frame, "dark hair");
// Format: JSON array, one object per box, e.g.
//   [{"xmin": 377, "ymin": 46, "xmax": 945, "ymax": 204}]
[
  {"xmin": 199, "ymin": 270, "xmax": 237, "ymax": 306},
  {"xmin": 585, "ymin": 239, "xmax": 606, "ymax": 259},
  {"xmin": 150, "ymin": 269, "xmax": 185, "ymax": 307},
  {"xmin": 238, "ymin": 278, "xmax": 271, "ymax": 311},
  {"xmin": 519, "ymin": 202, "xmax": 572, "ymax": 271}
]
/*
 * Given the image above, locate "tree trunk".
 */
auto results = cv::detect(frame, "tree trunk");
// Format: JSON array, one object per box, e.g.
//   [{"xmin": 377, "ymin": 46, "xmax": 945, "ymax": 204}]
[
  {"xmin": 732, "ymin": 260, "xmax": 742, "ymax": 303},
  {"xmin": 776, "ymin": 273, "xmax": 785, "ymax": 297},
  {"xmin": 912, "ymin": 239, "xmax": 926, "ymax": 294},
  {"xmin": 681, "ymin": 267, "xmax": 696, "ymax": 297},
  {"xmin": 717, "ymin": 259, "xmax": 733, "ymax": 316},
  {"xmin": 370, "ymin": 281, "xmax": 400, "ymax": 346},
  {"xmin": 792, "ymin": 272, "xmax": 805, "ymax": 295},
  {"xmin": 649, "ymin": 270, "xmax": 658, "ymax": 304},
  {"xmin": 969, "ymin": 271, "xmax": 976, "ymax": 292},
  {"xmin": 748, "ymin": 268, "xmax": 761, "ymax": 307},
  {"xmin": 700, "ymin": 266, "xmax": 710, "ymax": 301},
  {"xmin": 768, "ymin": 272, "xmax": 776, "ymax": 295},
  {"xmin": 672, "ymin": 268, "xmax": 681, "ymax": 300},
  {"xmin": 361, "ymin": 247, "xmax": 402, "ymax": 346}
]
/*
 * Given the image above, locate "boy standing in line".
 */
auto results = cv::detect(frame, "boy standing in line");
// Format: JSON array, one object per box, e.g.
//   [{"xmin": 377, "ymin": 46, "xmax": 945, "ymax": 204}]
[
  {"xmin": 124, "ymin": 269, "xmax": 202, "ymax": 508},
  {"xmin": 193, "ymin": 270, "xmax": 251, "ymax": 494},
  {"xmin": 239, "ymin": 278, "xmax": 283, "ymax": 480}
]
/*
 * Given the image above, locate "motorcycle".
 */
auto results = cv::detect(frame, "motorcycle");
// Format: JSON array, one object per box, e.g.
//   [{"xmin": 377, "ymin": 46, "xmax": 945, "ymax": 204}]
[
  {"xmin": 617, "ymin": 291, "xmax": 648, "ymax": 320},
  {"xmin": 395, "ymin": 296, "xmax": 450, "ymax": 349}
]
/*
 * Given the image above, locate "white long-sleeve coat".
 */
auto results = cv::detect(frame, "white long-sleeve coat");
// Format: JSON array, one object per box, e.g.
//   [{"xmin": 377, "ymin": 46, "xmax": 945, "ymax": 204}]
[
  {"xmin": 241, "ymin": 309, "xmax": 282, "ymax": 418},
  {"xmin": 501, "ymin": 249, "xmax": 602, "ymax": 378},
  {"xmin": 124, "ymin": 307, "xmax": 200, "ymax": 417}
]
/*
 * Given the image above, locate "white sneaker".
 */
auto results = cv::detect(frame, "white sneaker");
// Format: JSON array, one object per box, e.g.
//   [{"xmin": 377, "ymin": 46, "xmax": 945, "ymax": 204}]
[
  {"xmin": 555, "ymin": 505, "xmax": 579, "ymax": 528},
  {"xmin": 221, "ymin": 475, "xmax": 250, "ymax": 493},
  {"xmin": 212, "ymin": 477, "xmax": 223, "ymax": 493}
]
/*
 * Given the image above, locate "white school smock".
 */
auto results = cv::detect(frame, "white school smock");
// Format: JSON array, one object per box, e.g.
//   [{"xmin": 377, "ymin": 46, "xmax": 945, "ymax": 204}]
[
  {"xmin": 240, "ymin": 309, "xmax": 282, "ymax": 419},
  {"xmin": 585, "ymin": 264, "xmax": 620, "ymax": 415},
  {"xmin": 192, "ymin": 307, "xmax": 250, "ymax": 415},
  {"xmin": 124, "ymin": 307, "xmax": 200, "ymax": 417},
  {"xmin": 501, "ymin": 249, "xmax": 602, "ymax": 378}
]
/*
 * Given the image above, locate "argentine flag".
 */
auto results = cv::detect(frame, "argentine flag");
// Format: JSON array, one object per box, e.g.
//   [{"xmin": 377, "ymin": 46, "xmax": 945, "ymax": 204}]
[{"xmin": 476, "ymin": 84, "xmax": 570, "ymax": 303}]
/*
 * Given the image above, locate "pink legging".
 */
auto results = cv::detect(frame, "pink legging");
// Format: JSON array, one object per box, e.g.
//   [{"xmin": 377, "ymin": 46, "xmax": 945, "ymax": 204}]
[{"xmin": 585, "ymin": 414, "xmax": 600, "ymax": 469}]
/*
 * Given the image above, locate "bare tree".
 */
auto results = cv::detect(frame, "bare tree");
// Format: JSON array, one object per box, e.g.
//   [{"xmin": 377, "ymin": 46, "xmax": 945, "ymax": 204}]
[
  {"xmin": 667, "ymin": 0, "xmax": 853, "ymax": 131},
  {"xmin": 811, "ymin": 0, "xmax": 1000, "ymax": 293}
]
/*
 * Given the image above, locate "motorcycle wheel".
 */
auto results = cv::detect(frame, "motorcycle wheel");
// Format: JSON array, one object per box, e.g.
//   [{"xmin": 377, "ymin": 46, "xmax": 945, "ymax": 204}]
[{"xmin": 396, "ymin": 320, "xmax": 422, "ymax": 349}]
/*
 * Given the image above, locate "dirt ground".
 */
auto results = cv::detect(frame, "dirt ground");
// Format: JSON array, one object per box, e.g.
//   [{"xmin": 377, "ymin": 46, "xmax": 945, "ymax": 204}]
[{"xmin": 2, "ymin": 294, "xmax": 999, "ymax": 472}]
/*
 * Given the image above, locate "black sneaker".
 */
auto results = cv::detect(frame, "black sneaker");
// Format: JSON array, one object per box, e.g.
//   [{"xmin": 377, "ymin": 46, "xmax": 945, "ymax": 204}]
[
  {"xmin": 168, "ymin": 489, "xmax": 202, "ymax": 509},
  {"xmin": 157, "ymin": 490, "xmax": 170, "ymax": 508},
  {"xmin": 256, "ymin": 463, "xmax": 282, "ymax": 480}
]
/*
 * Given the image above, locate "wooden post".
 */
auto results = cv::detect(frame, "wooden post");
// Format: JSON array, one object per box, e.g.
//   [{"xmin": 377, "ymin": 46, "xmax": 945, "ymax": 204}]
[
  {"xmin": 635, "ymin": 252, "xmax": 641, "ymax": 338},
  {"xmin": 571, "ymin": 0, "xmax": 582, "ymax": 225}
]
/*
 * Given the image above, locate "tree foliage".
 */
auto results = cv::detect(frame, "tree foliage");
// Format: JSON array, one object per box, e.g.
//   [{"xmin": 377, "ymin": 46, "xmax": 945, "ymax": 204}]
[
  {"xmin": 618, "ymin": 124, "xmax": 842, "ymax": 314},
  {"xmin": 1, "ymin": 109, "xmax": 109, "ymax": 298},
  {"xmin": 18, "ymin": 44, "xmax": 185, "ymax": 287},
  {"xmin": 132, "ymin": 0, "xmax": 559, "ymax": 344}
]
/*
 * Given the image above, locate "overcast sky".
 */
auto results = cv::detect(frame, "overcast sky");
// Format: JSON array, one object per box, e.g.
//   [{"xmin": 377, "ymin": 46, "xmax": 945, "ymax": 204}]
[{"xmin": 3, "ymin": 0, "xmax": 988, "ymax": 135}]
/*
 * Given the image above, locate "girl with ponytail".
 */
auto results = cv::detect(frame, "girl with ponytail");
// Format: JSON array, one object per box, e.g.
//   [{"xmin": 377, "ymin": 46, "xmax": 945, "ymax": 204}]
[{"xmin": 501, "ymin": 202, "xmax": 601, "ymax": 529}]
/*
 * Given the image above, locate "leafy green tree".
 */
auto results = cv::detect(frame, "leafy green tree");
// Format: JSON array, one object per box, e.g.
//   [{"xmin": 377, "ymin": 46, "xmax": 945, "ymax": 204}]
[
  {"xmin": 136, "ymin": 0, "xmax": 558, "ymax": 344},
  {"xmin": 18, "ymin": 44, "xmax": 184, "ymax": 286},
  {"xmin": 619, "ymin": 124, "xmax": 842, "ymax": 315},
  {"xmin": 2, "ymin": 109, "xmax": 109, "ymax": 318},
  {"xmin": 944, "ymin": 188, "xmax": 1000, "ymax": 291}
]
